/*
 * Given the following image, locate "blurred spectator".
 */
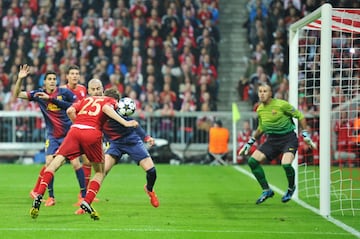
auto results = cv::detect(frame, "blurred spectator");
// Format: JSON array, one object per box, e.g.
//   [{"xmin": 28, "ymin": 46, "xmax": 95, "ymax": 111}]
[
  {"xmin": 0, "ymin": 0, "xmax": 221, "ymax": 115},
  {"xmin": 157, "ymin": 95, "xmax": 175, "ymax": 142},
  {"xmin": 208, "ymin": 119, "xmax": 229, "ymax": 164},
  {"xmin": 194, "ymin": 102, "xmax": 214, "ymax": 143},
  {"xmin": 237, "ymin": 120, "xmax": 254, "ymax": 164}
]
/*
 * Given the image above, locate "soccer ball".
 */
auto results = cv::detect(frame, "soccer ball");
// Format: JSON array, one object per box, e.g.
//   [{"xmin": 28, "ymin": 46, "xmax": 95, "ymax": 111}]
[{"xmin": 117, "ymin": 97, "xmax": 136, "ymax": 116}]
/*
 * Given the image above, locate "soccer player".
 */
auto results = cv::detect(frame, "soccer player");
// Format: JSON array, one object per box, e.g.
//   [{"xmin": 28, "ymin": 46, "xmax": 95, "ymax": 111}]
[
  {"xmin": 30, "ymin": 82, "xmax": 138, "ymax": 220},
  {"xmin": 74, "ymin": 80, "xmax": 159, "ymax": 215},
  {"xmin": 61, "ymin": 65, "xmax": 93, "ymax": 205},
  {"xmin": 14, "ymin": 64, "xmax": 82, "ymax": 206},
  {"xmin": 239, "ymin": 82, "xmax": 316, "ymax": 204},
  {"xmin": 102, "ymin": 109, "xmax": 159, "ymax": 208}
]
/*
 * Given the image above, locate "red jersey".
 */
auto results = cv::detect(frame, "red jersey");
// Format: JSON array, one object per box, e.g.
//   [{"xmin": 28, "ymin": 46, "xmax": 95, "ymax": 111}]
[
  {"xmin": 66, "ymin": 84, "xmax": 87, "ymax": 101},
  {"xmin": 72, "ymin": 96, "xmax": 118, "ymax": 130}
]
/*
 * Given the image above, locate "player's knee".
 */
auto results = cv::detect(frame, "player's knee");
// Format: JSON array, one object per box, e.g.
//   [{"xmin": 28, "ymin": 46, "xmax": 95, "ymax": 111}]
[{"xmin": 248, "ymin": 157, "xmax": 260, "ymax": 170}]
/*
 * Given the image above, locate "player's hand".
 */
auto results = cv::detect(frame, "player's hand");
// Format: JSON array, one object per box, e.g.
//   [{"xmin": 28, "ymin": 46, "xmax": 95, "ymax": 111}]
[
  {"xmin": 18, "ymin": 64, "xmax": 31, "ymax": 79},
  {"xmin": 302, "ymin": 130, "xmax": 317, "ymax": 149},
  {"xmin": 126, "ymin": 120, "xmax": 138, "ymax": 128},
  {"xmin": 34, "ymin": 92, "xmax": 50, "ymax": 100},
  {"xmin": 144, "ymin": 136, "xmax": 155, "ymax": 147},
  {"xmin": 239, "ymin": 137, "xmax": 256, "ymax": 155}
]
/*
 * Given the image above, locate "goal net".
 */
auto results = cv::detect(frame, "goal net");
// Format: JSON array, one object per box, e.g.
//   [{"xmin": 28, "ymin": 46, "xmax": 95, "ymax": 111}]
[{"xmin": 289, "ymin": 4, "xmax": 360, "ymax": 217}]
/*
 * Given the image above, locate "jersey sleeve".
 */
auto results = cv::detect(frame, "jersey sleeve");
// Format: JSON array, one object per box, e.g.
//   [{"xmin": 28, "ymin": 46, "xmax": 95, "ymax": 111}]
[
  {"xmin": 28, "ymin": 89, "xmax": 42, "ymax": 101},
  {"xmin": 50, "ymin": 88, "xmax": 77, "ymax": 110},
  {"xmin": 281, "ymin": 101, "xmax": 305, "ymax": 120}
]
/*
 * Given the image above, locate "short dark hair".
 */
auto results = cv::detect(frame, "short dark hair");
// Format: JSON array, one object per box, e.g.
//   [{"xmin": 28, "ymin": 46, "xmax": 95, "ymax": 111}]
[
  {"xmin": 44, "ymin": 70, "xmax": 57, "ymax": 79},
  {"xmin": 104, "ymin": 88, "xmax": 121, "ymax": 101},
  {"xmin": 66, "ymin": 65, "xmax": 80, "ymax": 74},
  {"xmin": 215, "ymin": 120, "xmax": 222, "ymax": 127}
]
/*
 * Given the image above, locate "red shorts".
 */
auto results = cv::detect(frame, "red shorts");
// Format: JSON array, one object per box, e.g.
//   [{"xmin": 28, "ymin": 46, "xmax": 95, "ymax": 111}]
[{"xmin": 56, "ymin": 127, "xmax": 104, "ymax": 163}]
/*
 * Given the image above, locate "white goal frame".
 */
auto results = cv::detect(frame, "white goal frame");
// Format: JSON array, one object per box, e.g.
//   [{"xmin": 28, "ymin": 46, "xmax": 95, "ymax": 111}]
[{"xmin": 289, "ymin": 3, "xmax": 332, "ymax": 217}]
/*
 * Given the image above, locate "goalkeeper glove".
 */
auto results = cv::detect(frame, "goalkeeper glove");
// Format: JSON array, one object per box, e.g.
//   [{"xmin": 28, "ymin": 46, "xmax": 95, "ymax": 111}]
[
  {"xmin": 239, "ymin": 137, "xmax": 256, "ymax": 155},
  {"xmin": 301, "ymin": 130, "xmax": 317, "ymax": 149}
]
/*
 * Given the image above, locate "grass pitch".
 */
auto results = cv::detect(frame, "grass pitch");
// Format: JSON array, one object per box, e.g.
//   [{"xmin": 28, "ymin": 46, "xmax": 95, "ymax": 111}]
[{"xmin": 0, "ymin": 164, "xmax": 358, "ymax": 239}]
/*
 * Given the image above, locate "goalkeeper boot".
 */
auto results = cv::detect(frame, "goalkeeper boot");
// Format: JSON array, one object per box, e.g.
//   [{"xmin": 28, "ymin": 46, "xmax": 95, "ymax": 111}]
[
  {"xmin": 144, "ymin": 184, "xmax": 159, "ymax": 208},
  {"xmin": 281, "ymin": 186, "xmax": 296, "ymax": 203},
  {"xmin": 30, "ymin": 194, "xmax": 43, "ymax": 219},
  {"xmin": 256, "ymin": 189, "xmax": 274, "ymax": 204},
  {"xmin": 80, "ymin": 201, "xmax": 100, "ymax": 220}
]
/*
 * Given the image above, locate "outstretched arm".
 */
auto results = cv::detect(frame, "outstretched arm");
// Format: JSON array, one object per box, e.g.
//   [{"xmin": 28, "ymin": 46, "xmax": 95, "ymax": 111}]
[
  {"xmin": 102, "ymin": 104, "xmax": 139, "ymax": 128},
  {"xmin": 13, "ymin": 64, "xmax": 31, "ymax": 100},
  {"xmin": 35, "ymin": 92, "xmax": 74, "ymax": 109},
  {"xmin": 299, "ymin": 118, "xmax": 317, "ymax": 149}
]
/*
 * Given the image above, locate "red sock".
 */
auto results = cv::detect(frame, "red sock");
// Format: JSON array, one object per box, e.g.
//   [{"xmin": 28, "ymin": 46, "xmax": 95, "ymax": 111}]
[
  {"xmin": 84, "ymin": 180, "xmax": 100, "ymax": 204},
  {"xmin": 37, "ymin": 171, "xmax": 54, "ymax": 196},
  {"xmin": 33, "ymin": 166, "xmax": 46, "ymax": 193},
  {"xmin": 83, "ymin": 164, "xmax": 92, "ymax": 189}
]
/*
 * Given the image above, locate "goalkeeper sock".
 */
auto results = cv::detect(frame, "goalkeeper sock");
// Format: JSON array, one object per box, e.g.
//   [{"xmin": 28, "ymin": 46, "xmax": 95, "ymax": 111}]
[
  {"xmin": 282, "ymin": 164, "xmax": 295, "ymax": 189},
  {"xmin": 75, "ymin": 168, "xmax": 87, "ymax": 198},
  {"xmin": 146, "ymin": 167, "xmax": 157, "ymax": 192},
  {"xmin": 248, "ymin": 157, "xmax": 269, "ymax": 190}
]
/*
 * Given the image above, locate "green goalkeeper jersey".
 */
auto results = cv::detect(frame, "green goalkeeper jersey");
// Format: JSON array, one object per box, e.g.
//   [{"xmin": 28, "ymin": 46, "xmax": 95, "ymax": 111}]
[{"xmin": 256, "ymin": 98, "xmax": 305, "ymax": 135}]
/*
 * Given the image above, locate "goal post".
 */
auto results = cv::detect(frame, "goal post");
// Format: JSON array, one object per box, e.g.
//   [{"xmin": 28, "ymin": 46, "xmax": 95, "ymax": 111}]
[{"xmin": 289, "ymin": 3, "xmax": 348, "ymax": 217}]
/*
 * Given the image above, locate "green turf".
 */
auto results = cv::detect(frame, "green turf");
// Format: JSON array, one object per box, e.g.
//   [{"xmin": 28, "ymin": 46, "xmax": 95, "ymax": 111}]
[{"xmin": 0, "ymin": 164, "xmax": 358, "ymax": 239}]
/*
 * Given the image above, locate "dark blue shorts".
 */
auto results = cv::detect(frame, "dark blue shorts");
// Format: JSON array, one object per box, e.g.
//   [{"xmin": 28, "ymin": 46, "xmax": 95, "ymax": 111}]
[
  {"xmin": 105, "ymin": 139, "xmax": 150, "ymax": 164},
  {"xmin": 258, "ymin": 131, "xmax": 298, "ymax": 160},
  {"xmin": 45, "ymin": 136, "xmax": 64, "ymax": 155}
]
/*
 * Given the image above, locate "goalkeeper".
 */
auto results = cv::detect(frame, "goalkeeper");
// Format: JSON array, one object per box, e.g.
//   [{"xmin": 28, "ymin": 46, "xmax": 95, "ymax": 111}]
[{"xmin": 239, "ymin": 82, "xmax": 316, "ymax": 204}]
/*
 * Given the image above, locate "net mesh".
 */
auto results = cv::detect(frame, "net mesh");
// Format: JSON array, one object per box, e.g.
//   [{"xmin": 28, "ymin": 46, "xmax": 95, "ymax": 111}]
[{"xmin": 297, "ymin": 8, "xmax": 360, "ymax": 216}]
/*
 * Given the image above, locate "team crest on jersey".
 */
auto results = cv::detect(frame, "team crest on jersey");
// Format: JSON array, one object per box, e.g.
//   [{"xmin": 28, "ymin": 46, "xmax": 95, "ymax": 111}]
[
  {"xmin": 272, "ymin": 109, "xmax": 277, "ymax": 115},
  {"xmin": 47, "ymin": 95, "xmax": 63, "ymax": 111}
]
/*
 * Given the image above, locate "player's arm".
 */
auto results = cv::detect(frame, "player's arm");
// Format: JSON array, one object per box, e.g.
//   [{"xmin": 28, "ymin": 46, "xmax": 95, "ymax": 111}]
[
  {"xmin": 51, "ymin": 89, "xmax": 76, "ymax": 109},
  {"xmin": 239, "ymin": 121, "xmax": 263, "ymax": 156},
  {"xmin": 102, "ymin": 104, "xmax": 139, "ymax": 128},
  {"xmin": 134, "ymin": 124, "xmax": 155, "ymax": 146},
  {"xmin": 66, "ymin": 106, "xmax": 77, "ymax": 122},
  {"xmin": 13, "ymin": 64, "xmax": 31, "ymax": 100},
  {"xmin": 288, "ymin": 103, "xmax": 317, "ymax": 149},
  {"xmin": 35, "ymin": 92, "xmax": 75, "ymax": 109}
]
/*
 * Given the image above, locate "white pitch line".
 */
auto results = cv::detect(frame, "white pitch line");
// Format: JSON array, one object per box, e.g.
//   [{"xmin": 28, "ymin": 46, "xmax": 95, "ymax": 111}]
[
  {"xmin": 233, "ymin": 165, "xmax": 360, "ymax": 238},
  {"xmin": 0, "ymin": 227, "xmax": 352, "ymax": 236}
]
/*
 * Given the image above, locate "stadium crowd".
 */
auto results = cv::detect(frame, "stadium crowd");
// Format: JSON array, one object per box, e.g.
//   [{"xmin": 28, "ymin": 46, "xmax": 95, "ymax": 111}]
[
  {"xmin": 237, "ymin": 0, "xmax": 360, "ymax": 165},
  {"xmin": 239, "ymin": 0, "xmax": 359, "ymax": 107},
  {"xmin": 0, "ymin": 0, "xmax": 220, "ymax": 115}
]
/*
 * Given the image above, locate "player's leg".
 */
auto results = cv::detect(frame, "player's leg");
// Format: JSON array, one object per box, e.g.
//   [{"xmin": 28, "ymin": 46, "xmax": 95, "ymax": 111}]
[
  {"xmin": 44, "ymin": 154, "xmax": 56, "ymax": 206},
  {"xmin": 70, "ymin": 157, "xmax": 87, "ymax": 205},
  {"xmin": 280, "ymin": 136, "xmax": 298, "ymax": 203},
  {"xmin": 41, "ymin": 137, "xmax": 62, "ymax": 206},
  {"xmin": 248, "ymin": 149, "xmax": 274, "ymax": 204},
  {"xmin": 139, "ymin": 157, "xmax": 159, "ymax": 208},
  {"xmin": 129, "ymin": 139, "xmax": 159, "ymax": 208},
  {"xmin": 81, "ymin": 154, "xmax": 92, "ymax": 190},
  {"xmin": 78, "ymin": 130, "xmax": 103, "ymax": 220},
  {"xmin": 30, "ymin": 165, "xmax": 46, "ymax": 198},
  {"xmin": 30, "ymin": 139, "xmax": 51, "ymax": 198},
  {"xmin": 104, "ymin": 153, "xmax": 118, "ymax": 176},
  {"xmin": 30, "ymin": 155, "xmax": 66, "ymax": 219},
  {"xmin": 80, "ymin": 162, "xmax": 104, "ymax": 220}
]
